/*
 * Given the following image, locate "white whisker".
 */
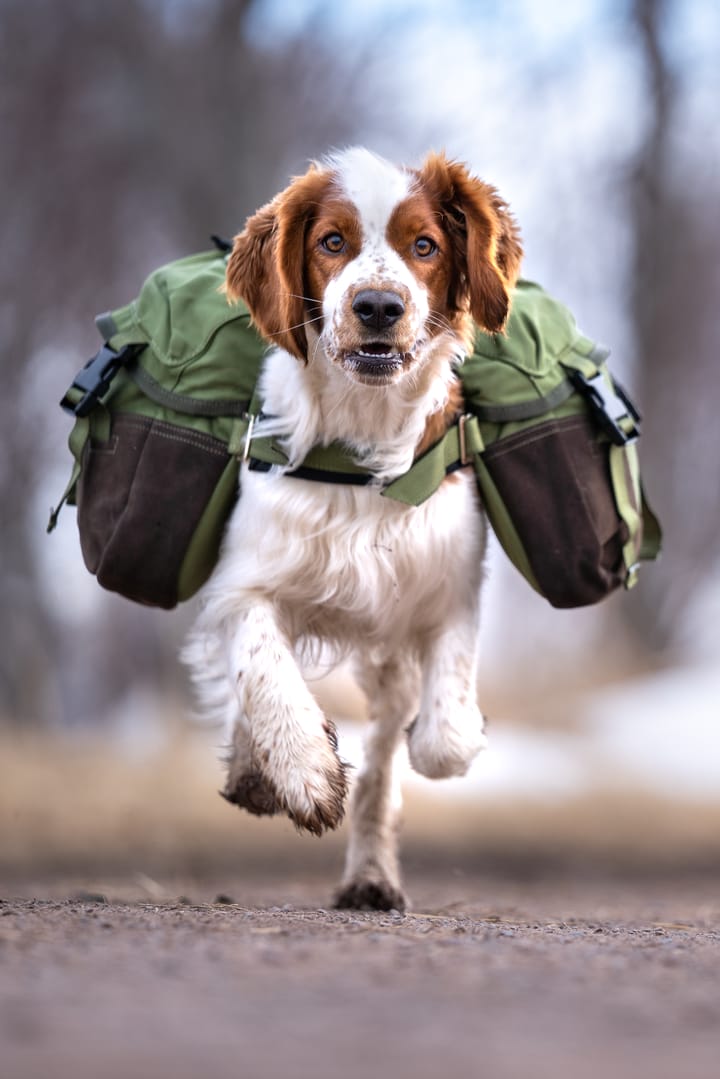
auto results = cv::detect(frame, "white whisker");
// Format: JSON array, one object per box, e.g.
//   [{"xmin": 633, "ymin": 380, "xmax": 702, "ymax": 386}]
[
  {"xmin": 286, "ymin": 292, "xmax": 323, "ymax": 306},
  {"xmin": 266, "ymin": 313, "xmax": 325, "ymax": 339}
]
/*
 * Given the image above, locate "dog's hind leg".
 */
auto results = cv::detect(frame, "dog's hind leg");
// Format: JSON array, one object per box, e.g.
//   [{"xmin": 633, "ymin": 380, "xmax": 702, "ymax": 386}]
[
  {"xmin": 334, "ymin": 653, "xmax": 419, "ymax": 912},
  {"xmin": 224, "ymin": 602, "xmax": 349, "ymax": 836}
]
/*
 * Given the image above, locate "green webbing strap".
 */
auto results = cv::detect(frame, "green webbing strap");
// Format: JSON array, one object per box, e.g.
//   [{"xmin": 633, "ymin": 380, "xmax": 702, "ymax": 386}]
[
  {"xmin": 228, "ymin": 411, "xmax": 485, "ymax": 506},
  {"xmin": 128, "ymin": 362, "xmax": 250, "ymax": 418},
  {"xmin": 94, "ymin": 311, "xmax": 119, "ymax": 341},
  {"xmin": 471, "ymin": 378, "xmax": 575, "ymax": 424},
  {"xmin": 47, "ymin": 389, "xmax": 114, "ymax": 532},
  {"xmin": 608, "ymin": 441, "xmax": 643, "ymax": 588},
  {"xmin": 293, "ymin": 442, "xmax": 374, "ymax": 478},
  {"xmin": 382, "ymin": 415, "xmax": 484, "ymax": 504},
  {"xmin": 606, "ymin": 433, "xmax": 661, "ymax": 585},
  {"xmin": 46, "ymin": 414, "xmax": 91, "ymax": 532}
]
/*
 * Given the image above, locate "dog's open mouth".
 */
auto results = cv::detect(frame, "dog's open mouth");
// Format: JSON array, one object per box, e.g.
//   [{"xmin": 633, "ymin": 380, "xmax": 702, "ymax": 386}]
[{"xmin": 342, "ymin": 342, "xmax": 409, "ymax": 382}]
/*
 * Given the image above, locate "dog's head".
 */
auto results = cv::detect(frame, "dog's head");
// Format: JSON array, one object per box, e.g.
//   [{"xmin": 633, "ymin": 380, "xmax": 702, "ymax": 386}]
[{"xmin": 226, "ymin": 148, "xmax": 522, "ymax": 386}]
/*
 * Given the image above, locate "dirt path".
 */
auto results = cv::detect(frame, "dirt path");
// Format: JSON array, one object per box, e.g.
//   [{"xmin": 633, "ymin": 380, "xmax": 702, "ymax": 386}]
[{"xmin": 2, "ymin": 872, "xmax": 719, "ymax": 1079}]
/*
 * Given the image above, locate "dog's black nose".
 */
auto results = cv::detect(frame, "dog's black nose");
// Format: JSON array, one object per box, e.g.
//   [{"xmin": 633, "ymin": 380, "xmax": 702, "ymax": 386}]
[{"xmin": 352, "ymin": 290, "xmax": 405, "ymax": 330}]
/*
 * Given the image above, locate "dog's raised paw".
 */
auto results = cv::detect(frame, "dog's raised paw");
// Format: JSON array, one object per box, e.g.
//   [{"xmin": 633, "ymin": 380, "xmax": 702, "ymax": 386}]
[
  {"xmin": 251, "ymin": 718, "xmax": 351, "ymax": 836},
  {"xmin": 284, "ymin": 752, "xmax": 351, "ymax": 836},
  {"xmin": 407, "ymin": 704, "xmax": 488, "ymax": 779},
  {"xmin": 221, "ymin": 771, "xmax": 282, "ymax": 817},
  {"xmin": 333, "ymin": 878, "xmax": 407, "ymax": 913}
]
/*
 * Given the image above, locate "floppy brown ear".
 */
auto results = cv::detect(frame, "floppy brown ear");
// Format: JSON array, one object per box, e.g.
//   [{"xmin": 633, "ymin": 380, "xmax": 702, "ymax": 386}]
[
  {"xmin": 226, "ymin": 164, "xmax": 331, "ymax": 360},
  {"xmin": 225, "ymin": 203, "xmax": 286, "ymax": 346},
  {"xmin": 420, "ymin": 153, "xmax": 523, "ymax": 333}
]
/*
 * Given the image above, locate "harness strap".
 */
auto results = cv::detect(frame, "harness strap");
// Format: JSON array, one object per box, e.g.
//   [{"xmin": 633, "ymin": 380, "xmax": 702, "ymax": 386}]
[
  {"xmin": 381, "ymin": 415, "xmax": 484, "ymax": 504},
  {"xmin": 235, "ymin": 412, "xmax": 486, "ymax": 507},
  {"xmin": 47, "ymin": 397, "xmax": 111, "ymax": 532}
]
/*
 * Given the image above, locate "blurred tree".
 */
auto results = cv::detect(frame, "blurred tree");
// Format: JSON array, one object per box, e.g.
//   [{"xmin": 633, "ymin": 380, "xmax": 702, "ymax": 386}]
[
  {"xmin": 624, "ymin": 0, "xmax": 720, "ymax": 652},
  {"xmin": 0, "ymin": 0, "xmax": 404, "ymax": 726},
  {"xmin": 2, "ymin": 0, "xmax": 717, "ymax": 726}
]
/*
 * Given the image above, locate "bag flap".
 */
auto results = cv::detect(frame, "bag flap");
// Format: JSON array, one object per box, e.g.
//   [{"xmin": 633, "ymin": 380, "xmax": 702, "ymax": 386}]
[
  {"xmin": 96, "ymin": 249, "xmax": 267, "ymax": 407},
  {"xmin": 462, "ymin": 280, "xmax": 599, "ymax": 408}
]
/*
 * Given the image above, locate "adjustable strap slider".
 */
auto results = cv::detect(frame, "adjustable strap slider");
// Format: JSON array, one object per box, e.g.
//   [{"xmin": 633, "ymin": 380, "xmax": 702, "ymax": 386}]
[
  {"xmin": 458, "ymin": 413, "xmax": 473, "ymax": 465},
  {"xmin": 242, "ymin": 413, "xmax": 256, "ymax": 462}
]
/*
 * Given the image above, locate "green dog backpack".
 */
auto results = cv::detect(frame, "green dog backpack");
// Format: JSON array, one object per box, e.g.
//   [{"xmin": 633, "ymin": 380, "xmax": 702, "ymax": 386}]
[{"xmin": 49, "ymin": 245, "xmax": 660, "ymax": 609}]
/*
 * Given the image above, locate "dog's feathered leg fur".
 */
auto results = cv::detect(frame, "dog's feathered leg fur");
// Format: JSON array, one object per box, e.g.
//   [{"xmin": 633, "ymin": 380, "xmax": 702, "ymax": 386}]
[
  {"xmin": 408, "ymin": 602, "xmax": 488, "ymax": 779},
  {"xmin": 224, "ymin": 603, "xmax": 350, "ymax": 835}
]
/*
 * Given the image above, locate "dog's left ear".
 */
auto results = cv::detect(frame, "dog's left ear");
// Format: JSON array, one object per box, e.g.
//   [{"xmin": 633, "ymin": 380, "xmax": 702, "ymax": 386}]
[
  {"xmin": 420, "ymin": 153, "xmax": 523, "ymax": 334},
  {"xmin": 226, "ymin": 164, "xmax": 331, "ymax": 360}
]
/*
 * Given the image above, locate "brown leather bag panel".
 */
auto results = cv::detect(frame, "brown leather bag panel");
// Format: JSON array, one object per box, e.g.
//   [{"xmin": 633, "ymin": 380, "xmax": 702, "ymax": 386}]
[
  {"xmin": 482, "ymin": 414, "xmax": 628, "ymax": 607},
  {"xmin": 77, "ymin": 414, "xmax": 230, "ymax": 608}
]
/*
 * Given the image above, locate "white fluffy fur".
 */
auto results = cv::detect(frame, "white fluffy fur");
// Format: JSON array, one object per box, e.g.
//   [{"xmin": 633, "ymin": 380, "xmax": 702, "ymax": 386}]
[{"xmin": 184, "ymin": 149, "xmax": 491, "ymax": 911}]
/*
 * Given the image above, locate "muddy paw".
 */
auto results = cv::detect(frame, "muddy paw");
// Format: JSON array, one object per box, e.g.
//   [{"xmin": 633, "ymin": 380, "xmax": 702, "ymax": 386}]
[
  {"xmin": 221, "ymin": 771, "xmax": 282, "ymax": 817},
  {"xmin": 284, "ymin": 744, "xmax": 351, "ymax": 837},
  {"xmin": 333, "ymin": 878, "xmax": 408, "ymax": 912},
  {"xmin": 241, "ymin": 719, "xmax": 350, "ymax": 836}
]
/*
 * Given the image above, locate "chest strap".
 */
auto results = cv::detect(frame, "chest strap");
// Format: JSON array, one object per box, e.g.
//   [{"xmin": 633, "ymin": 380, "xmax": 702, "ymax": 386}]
[{"xmin": 232, "ymin": 413, "xmax": 485, "ymax": 507}]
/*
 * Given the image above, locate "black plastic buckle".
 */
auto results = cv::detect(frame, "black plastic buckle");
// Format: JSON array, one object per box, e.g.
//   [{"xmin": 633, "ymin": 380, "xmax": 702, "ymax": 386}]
[
  {"xmin": 60, "ymin": 343, "xmax": 138, "ymax": 418},
  {"xmin": 570, "ymin": 370, "xmax": 641, "ymax": 446}
]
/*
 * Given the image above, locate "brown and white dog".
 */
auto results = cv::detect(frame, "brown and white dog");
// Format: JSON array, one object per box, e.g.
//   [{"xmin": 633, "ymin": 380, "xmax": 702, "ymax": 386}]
[{"xmin": 184, "ymin": 148, "xmax": 522, "ymax": 910}]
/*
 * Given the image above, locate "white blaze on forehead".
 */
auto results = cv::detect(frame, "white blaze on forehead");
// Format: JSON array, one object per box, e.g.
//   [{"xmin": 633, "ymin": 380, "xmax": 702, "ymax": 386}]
[
  {"xmin": 320, "ymin": 148, "xmax": 429, "ymax": 348},
  {"xmin": 329, "ymin": 148, "xmax": 412, "ymax": 238}
]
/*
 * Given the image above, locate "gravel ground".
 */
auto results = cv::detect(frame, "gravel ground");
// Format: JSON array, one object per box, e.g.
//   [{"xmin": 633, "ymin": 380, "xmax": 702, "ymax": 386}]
[{"xmin": 2, "ymin": 871, "xmax": 719, "ymax": 1079}]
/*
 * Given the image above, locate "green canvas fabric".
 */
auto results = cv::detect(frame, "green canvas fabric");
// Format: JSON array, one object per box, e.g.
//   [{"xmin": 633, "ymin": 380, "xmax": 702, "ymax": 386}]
[
  {"xmin": 457, "ymin": 282, "xmax": 661, "ymax": 605},
  {"xmin": 50, "ymin": 248, "xmax": 660, "ymax": 609}
]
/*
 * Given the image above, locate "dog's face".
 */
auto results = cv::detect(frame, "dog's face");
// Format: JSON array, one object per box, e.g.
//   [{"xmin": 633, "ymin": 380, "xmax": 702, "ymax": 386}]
[{"xmin": 226, "ymin": 149, "xmax": 522, "ymax": 387}]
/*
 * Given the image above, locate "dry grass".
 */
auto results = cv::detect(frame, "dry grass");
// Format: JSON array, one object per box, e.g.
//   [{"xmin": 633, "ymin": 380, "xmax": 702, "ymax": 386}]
[{"xmin": 2, "ymin": 724, "xmax": 720, "ymax": 881}]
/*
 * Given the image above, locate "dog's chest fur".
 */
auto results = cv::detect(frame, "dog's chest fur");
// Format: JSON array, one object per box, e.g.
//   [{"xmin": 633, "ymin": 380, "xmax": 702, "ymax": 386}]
[{"xmin": 220, "ymin": 463, "xmax": 485, "ymax": 652}]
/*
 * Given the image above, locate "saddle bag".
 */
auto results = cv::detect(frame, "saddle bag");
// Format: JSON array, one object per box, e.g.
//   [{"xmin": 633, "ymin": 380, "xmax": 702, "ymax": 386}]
[
  {"xmin": 49, "ymin": 246, "xmax": 266, "ymax": 608},
  {"xmin": 49, "ymin": 249, "xmax": 660, "ymax": 610},
  {"xmin": 463, "ymin": 282, "xmax": 661, "ymax": 607}
]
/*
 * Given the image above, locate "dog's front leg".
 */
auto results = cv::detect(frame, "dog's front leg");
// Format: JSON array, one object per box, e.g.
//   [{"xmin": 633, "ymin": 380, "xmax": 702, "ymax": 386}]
[
  {"xmin": 407, "ymin": 611, "xmax": 487, "ymax": 780},
  {"xmin": 224, "ymin": 603, "xmax": 349, "ymax": 835}
]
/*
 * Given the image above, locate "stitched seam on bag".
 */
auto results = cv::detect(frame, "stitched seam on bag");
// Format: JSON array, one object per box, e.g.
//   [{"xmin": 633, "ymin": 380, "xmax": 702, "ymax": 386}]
[
  {"xmin": 88, "ymin": 435, "xmax": 120, "ymax": 457},
  {"xmin": 143, "ymin": 426, "xmax": 228, "ymax": 457},
  {"xmin": 483, "ymin": 416, "xmax": 589, "ymax": 460},
  {"xmin": 115, "ymin": 416, "xmax": 228, "ymax": 456},
  {"xmin": 91, "ymin": 418, "xmax": 151, "ymax": 578}
]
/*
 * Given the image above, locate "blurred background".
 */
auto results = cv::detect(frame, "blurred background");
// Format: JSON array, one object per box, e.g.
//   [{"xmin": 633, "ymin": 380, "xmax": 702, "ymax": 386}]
[{"xmin": 1, "ymin": 0, "xmax": 719, "ymax": 886}]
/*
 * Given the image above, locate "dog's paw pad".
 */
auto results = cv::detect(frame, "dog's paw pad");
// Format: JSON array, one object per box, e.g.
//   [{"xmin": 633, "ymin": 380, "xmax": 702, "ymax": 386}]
[
  {"xmin": 221, "ymin": 772, "xmax": 282, "ymax": 816},
  {"xmin": 333, "ymin": 879, "xmax": 407, "ymax": 912}
]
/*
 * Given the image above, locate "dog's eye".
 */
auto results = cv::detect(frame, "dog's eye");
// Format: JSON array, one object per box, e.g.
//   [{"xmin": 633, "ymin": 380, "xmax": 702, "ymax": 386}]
[
  {"xmin": 321, "ymin": 233, "xmax": 346, "ymax": 254},
  {"xmin": 413, "ymin": 236, "xmax": 438, "ymax": 258}
]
